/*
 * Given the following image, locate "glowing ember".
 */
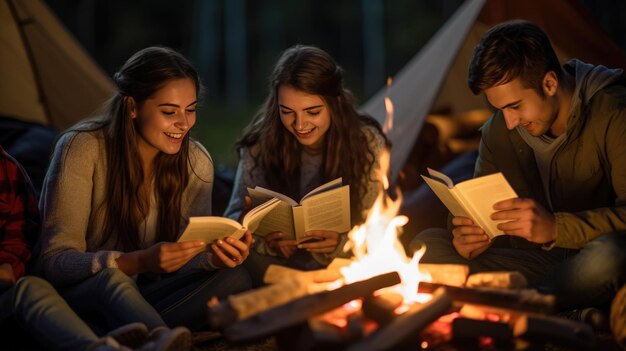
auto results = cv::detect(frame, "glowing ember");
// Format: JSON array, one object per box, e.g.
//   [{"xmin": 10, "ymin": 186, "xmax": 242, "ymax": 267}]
[{"xmin": 340, "ymin": 84, "xmax": 431, "ymax": 307}]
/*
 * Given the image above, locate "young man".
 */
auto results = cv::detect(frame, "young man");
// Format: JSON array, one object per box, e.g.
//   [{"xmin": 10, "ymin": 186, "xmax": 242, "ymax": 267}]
[{"xmin": 412, "ymin": 20, "xmax": 626, "ymax": 326}]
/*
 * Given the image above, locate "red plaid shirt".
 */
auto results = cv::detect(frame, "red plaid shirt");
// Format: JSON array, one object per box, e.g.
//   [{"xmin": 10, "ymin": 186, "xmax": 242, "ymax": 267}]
[{"xmin": 0, "ymin": 146, "xmax": 39, "ymax": 280}]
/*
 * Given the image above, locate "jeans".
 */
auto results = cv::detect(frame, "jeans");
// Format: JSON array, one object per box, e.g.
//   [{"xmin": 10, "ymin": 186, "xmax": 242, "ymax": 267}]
[
  {"xmin": 59, "ymin": 268, "xmax": 167, "ymax": 333},
  {"xmin": 411, "ymin": 228, "xmax": 626, "ymax": 310},
  {"xmin": 138, "ymin": 266, "xmax": 251, "ymax": 330},
  {"xmin": 243, "ymin": 249, "xmax": 325, "ymax": 287},
  {"xmin": 0, "ymin": 276, "xmax": 99, "ymax": 351}
]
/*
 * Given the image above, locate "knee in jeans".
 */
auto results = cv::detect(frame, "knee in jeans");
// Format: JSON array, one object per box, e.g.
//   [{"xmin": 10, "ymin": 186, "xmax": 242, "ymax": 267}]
[
  {"xmin": 93, "ymin": 268, "xmax": 137, "ymax": 294},
  {"xmin": 13, "ymin": 276, "xmax": 56, "ymax": 304},
  {"xmin": 410, "ymin": 228, "xmax": 452, "ymax": 251},
  {"xmin": 587, "ymin": 233, "xmax": 626, "ymax": 282},
  {"xmin": 227, "ymin": 266, "xmax": 252, "ymax": 292}
]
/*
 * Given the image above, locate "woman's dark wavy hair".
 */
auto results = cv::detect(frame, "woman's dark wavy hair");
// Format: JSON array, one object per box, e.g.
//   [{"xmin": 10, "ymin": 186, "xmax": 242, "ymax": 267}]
[
  {"xmin": 236, "ymin": 45, "xmax": 387, "ymax": 224},
  {"xmin": 61, "ymin": 46, "xmax": 202, "ymax": 251},
  {"xmin": 468, "ymin": 20, "xmax": 563, "ymax": 96}
]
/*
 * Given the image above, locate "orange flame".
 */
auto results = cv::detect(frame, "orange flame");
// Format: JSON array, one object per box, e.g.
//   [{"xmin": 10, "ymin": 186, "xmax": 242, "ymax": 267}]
[
  {"xmin": 383, "ymin": 77, "xmax": 393, "ymax": 134},
  {"xmin": 340, "ymin": 83, "xmax": 431, "ymax": 307}
]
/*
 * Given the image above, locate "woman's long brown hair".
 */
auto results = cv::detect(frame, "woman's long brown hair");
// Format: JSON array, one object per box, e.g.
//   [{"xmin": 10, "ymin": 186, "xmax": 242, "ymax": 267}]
[
  {"xmin": 62, "ymin": 47, "xmax": 202, "ymax": 251},
  {"xmin": 236, "ymin": 45, "xmax": 388, "ymax": 225}
]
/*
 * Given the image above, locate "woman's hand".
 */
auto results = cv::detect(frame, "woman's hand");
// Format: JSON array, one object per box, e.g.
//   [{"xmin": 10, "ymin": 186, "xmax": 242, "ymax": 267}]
[
  {"xmin": 265, "ymin": 232, "xmax": 297, "ymax": 258},
  {"xmin": 298, "ymin": 230, "xmax": 339, "ymax": 254},
  {"xmin": 210, "ymin": 230, "xmax": 253, "ymax": 268},
  {"xmin": 117, "ymin": 240, "xmax": 206, "ymax": 275}
]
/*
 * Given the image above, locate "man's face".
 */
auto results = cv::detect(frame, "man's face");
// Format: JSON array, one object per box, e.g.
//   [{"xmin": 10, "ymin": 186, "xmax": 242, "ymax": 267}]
[{"xmin": 484, "ymin": 77, "xmax": 557, "ymax": 137}]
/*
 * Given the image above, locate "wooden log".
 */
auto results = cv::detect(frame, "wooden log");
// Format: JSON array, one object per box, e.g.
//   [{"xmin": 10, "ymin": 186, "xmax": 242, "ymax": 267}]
[
  {"xmin": 513, "ymin": 314, "xmax": 596, "ymax": 349},
  {"xmin": 263, "ymin": 264, "xmax": 342, "ymax": 285},
  {"xmin": 208, "ymin": 275, "xmax": 330, "ymax": 329},
  {"xmin": 361, "ymin": 292, "xmax": 403, "ymax": 326},
  {"xmin": 452, "ymin": 317, "xmax": 512, "ymax": 340},
  {"xmin": 420, "ymin": 263, "xmax": 469, "ymax": 287},
  {"xmin": 345, "ymin": 288, "xmax": 452, "ymax": 351},
  {"xmin": 418, "ymin": 282, "xmax": 555, "ymax": 314},
  {"xmin": 465, "ymin": 271, "xmax": 527, "ymax": 289},
  {"xmin": 221, "ymin": 272, "xmax": 401, "ymax": 343}
]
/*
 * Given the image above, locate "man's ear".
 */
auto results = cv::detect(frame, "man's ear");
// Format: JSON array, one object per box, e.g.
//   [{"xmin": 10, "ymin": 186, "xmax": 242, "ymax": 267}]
[
  {"xmin": 124, "ymin": 96, "xmax": 137, "ymax": 119},
  {"xmin": 543, "ymin": 71, "xmax": 558, "ymax": 97}
]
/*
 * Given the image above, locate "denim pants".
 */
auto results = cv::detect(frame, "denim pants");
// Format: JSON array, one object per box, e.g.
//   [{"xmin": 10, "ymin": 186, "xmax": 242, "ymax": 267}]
[
  {"xmin": 137, "ymin": 266, "xmax": 251, "ymax": 330},
  {"xmin": 411, "ymin": 229, "xmax": 626, "ymax": 310},
  {"xmin": 0, "ymin": 276, "xmax": 100, "ymax": 350},
  {"xmin": 58, "ymin": 268, "xmax": 167, "ymax": 333}
]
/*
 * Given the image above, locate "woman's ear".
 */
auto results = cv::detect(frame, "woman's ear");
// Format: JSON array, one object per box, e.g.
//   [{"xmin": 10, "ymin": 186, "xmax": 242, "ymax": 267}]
[
  {"xmin": 543, "ymin": 71, "xmax": 558, "ymax": 97},
  {"xmin": 124, "ymin": 96, "xmax": 137, "ymax": 119}
]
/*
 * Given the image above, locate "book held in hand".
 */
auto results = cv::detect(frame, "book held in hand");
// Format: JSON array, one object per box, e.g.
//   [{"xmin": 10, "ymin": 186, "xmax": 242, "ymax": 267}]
[
  {"xmin": 421, "ymin": 168, "xmax": 518, "ymax": 239},
  {"xmin": 177, "ymin": 198, "xmax": 281, "ymax": 243},
  {"xmin": 246, "ymin": 178, "xmax": 351, "ymax": 242}
]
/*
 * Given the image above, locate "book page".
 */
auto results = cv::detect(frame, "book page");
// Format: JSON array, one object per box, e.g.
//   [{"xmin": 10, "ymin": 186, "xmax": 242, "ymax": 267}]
[
  {"xmin": 421, "ymin": 175, "xmax": 470, "ymax": 218},
  {"xmin": 242, "ymin": 198, "xmax": 281, "ymax": 233},
  {"xmin": 301, "ymin": 177, "xmax": 343, "ymax": 202},
  {"xmin": 427, "ymin": 168, "xmax": 454, "ymax": 188},
  {"xmin": 178, "ymin": 217, "xmax": 244, "ymax": 243},
  {"xmin": 455, "ymin": 173, "xmax": 518, "ymax": 239},
  {"xmin": 254, "ymin": 201, "xmax": 296, "ymax": 239},
  {"xmin": 300, "ymin": 185, "xmax": 351, "ymax": 239},
  {"xmin": 248, "ymin": 186, "xmax": 298, "ymax": 206}
]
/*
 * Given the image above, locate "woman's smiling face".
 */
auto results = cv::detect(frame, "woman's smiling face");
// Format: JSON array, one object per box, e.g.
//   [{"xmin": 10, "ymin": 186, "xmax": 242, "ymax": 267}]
[
  {"xmin": 278, "ymin": 84, "xmax": 331, "ymax": 152},
  {"xmin": 132, "ymin": 78, "xmax": 197, "ymax": 161}
]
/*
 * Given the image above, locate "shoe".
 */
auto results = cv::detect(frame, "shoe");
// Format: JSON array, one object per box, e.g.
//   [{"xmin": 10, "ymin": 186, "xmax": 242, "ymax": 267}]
[
  {"xmin": 106, "ymin": 322, "xmax": 149, "ymax": 349},
  {"xmin": 558, "ymin": 307, "xmax": 610, "ymax": 332},
  {"xmin": 138, "ymin": 326, "xmax": 192, "ymax": 351}
]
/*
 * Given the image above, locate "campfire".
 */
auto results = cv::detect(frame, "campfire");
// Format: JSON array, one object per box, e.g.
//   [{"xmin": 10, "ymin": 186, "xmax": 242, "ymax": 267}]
[{"xmin": 206, "ymin": 91, "xmax": 598, "ymax": 350}]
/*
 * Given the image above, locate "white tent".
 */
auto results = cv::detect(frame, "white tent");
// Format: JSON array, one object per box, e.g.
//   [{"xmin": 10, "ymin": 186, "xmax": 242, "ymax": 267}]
[{"xmin": 0, "ymin": 0, "xmax": 114, "ymax": 130}]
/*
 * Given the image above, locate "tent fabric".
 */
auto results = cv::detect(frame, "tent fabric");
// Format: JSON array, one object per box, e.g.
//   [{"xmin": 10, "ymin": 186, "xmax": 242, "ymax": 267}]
[
  {"xmin": 0, "ymin": 0, "xmax": 114, "ymax": 130},
  {"xmin": 363, "ymin": 0, "xmax": 626, "ymax": 184}
]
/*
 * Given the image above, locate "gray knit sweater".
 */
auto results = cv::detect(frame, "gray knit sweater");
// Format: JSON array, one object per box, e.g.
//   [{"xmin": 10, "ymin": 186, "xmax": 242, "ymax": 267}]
[{"xmin": 36, "ymin": 130, "xmax": 215, "ymax": 286}]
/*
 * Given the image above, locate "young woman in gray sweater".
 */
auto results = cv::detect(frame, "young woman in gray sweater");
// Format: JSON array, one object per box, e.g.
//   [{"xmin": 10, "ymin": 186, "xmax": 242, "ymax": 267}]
[{"xmin": 36, "ymin": 47, "xmax": 252, "ymax": 334}]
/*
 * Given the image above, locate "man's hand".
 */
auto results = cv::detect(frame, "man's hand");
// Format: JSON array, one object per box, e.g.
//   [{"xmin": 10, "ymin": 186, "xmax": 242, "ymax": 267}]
[
  {"xmin": 298, "ymin": 230, "xmax": 339, "ymax": 254},
  {"xmin": 451, "ymin": 216, "xmax": 491, "ymax": 259},
  {"xmin": 264, "ymin": 232, "xmax": 297, "ymax": 258},
  {"xmin": 211, "ymin": 230, "xmax": 253, "ymax": 268},
  {"xmin": 492, "ymin": 198, "xmax": 556, "ymax": 244},
  {"xmin": 0, "ymin": 263, "xmax": 16, "ymax": 292}
]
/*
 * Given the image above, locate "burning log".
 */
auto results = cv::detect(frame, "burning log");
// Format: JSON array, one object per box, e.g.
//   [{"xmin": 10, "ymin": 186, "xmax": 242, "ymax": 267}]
[
  {"xmin": 345, "ymin": 287, "xmax": 452, "ymax": 351},
  {"xmin": 420, "ymin": 263, "xmax": 468, "ymax": 287},
  {"xmin": 452, "ymin": 317, "xmax": 513, "ymax": 340},
  {"xmin": 418, "ymin": 282, "xmax": 555, "ymax": 314},
  {"xmin": 513, "ymin": 314, "xmax": 596, "ymax": 349},
  {"xmin": 465, "ymin": 271, "xmax": 527, "ymax": 289},
  {"xmin": 217, "ymin": 272, "xmax": 401, "ymax": 343},
  {"xmin": 362, "ymin": 292, "xmax": 403, "ymax": 326}
]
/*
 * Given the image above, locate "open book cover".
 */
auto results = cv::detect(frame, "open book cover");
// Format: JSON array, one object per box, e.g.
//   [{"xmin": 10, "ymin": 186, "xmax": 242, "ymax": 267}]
[
  {"xmin": 246, "ymin": 178, "xmax": 351, "ymax": 242},
  {"xmin": 177, "ymin": 198, "xmax": 281, "ymax": 243},
  {"xmin": 421, "ymin": 168, "xmax": 518, "ymax": 239}
]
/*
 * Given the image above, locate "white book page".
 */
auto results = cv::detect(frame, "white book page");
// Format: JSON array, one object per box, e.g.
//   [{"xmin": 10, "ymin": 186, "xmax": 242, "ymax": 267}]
[
  {"xmin": 248, "ymin": 186, "xmax": 298, "ymax": 206},
  {"xmin": 301, "ymin": 178, "xmax": 343, "ymax": 202},
  {"xmin": 427, "ymin": 168, "xmax": 454, "ymax": 188},
  {"xmin": 254, "ymin": 201, "xmax": 296, "ymax": 239},
  {"xmin": 455, "ymin": 173, "xmax": 518, "ymax": 239},
  {"xmin": 178, "ymin": 217, "xmax": 243, "ymax": 243},
  {"xmin": 242, "ymin": 198, "xmax": 281, "ymax": 233},
  {"xmin": 421, "ymin": 175, "xmax": 469, "ymax": 218},
  {"xmin": 301, "ymin": 185, "xmax": 351, "ymax": 236}
]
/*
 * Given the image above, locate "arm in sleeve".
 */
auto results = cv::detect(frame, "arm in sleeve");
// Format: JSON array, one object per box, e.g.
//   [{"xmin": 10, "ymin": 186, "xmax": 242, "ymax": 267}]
[
  {"xmin": 37, "ymin": 133, "xmax": 123, "ymax": 286},
  {"xmin": 554, "ymin": 107, "xmax": 626, "ymax": 248},
  {"xmin": 0, "ymin": 152, "xmax": 39, "ymax": 280}
]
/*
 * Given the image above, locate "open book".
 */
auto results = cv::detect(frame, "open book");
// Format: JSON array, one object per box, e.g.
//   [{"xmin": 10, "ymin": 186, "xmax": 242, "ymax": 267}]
[
  {"xmin": 177, "ymin": 198, "xmax": 281, "ymax": 243},
  {"xmin": 246, "ymin": 178, "xmax": 351, "ymax": 242},
  {"xmin": 421, "ymin": 168, "xmax": 518, "ymax": 240}
]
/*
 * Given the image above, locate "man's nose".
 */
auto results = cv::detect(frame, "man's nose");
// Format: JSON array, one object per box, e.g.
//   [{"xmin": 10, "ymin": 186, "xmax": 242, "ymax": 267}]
[{"xmin": 503, "ymin": 111, "xmax": 519, "ymax": 130}]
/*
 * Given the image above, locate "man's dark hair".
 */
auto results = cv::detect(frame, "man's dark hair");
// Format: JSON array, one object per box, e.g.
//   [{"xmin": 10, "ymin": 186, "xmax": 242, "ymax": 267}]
[{"xmin": 468, "ymin": 20, "xmax": 562, "ymax": 96}]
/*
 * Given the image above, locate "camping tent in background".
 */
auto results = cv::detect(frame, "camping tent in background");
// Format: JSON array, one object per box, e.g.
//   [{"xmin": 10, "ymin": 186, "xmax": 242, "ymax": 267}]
[
  {"xmin": 363, "ymin": 0, "xmax": 626, "ymax": 185},
  {"xmin": 1, "ymin": 0, "xmax": 114, "ymax": 195},
  {"xmin": 0, "ymin": 0, "xmax": 114, "ymax": 130}
]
